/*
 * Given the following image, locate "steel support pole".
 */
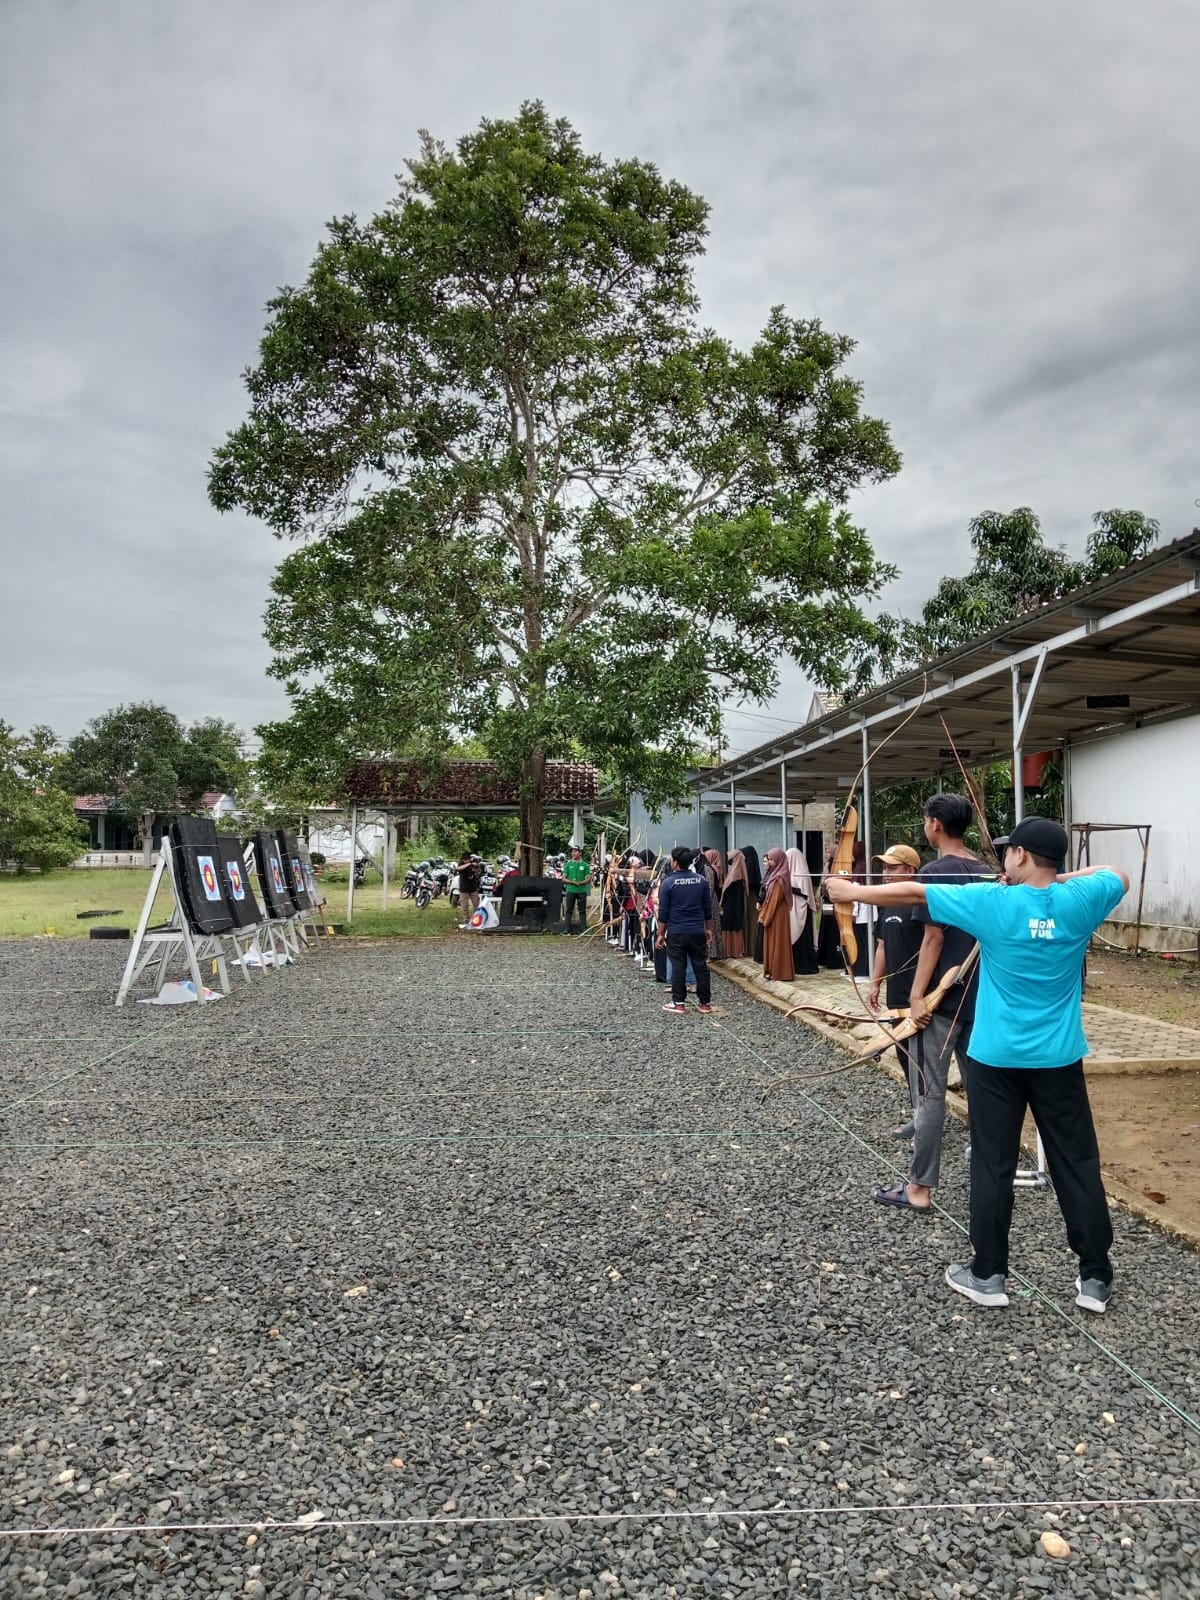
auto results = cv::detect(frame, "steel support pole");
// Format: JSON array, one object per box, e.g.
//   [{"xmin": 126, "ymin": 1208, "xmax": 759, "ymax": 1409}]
[
  {"xmin": 346, "ymin": 804, "xmax": 358, "ymax": 924},
  {"xmin": 695, "ymin": 791, "xmax": 702, "ymax": 849},
  {"xmin": 729, "ymin": 781, "xmax": 736, "ymax": 853},
  {"xmin": 1012, "ymin": 664, "xmax": 1025, "ymax": 823},
  {"xmin": 381, "ymin": 812, "xmax": 391, "ymax": 910},
  {"xmin": 780, "ymin": 762, "xmax": 789, "ymax": 850},
  {"xmin": 861, "ymin": 725, "xmax": 874, "ymax": 972}
]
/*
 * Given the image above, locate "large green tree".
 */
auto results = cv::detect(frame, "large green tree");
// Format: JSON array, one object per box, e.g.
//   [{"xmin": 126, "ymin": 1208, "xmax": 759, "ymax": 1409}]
[
  {"xmin": 0, "ymin": 723, "xmax": 84, "ymax": 872},
  {"xmin": 900, "ymin": 507, "xmax": 1160, "ymax": 662},
  {"xmin": 65, "ymin": 703, "xmax": 247, "ymax": 862},
  {"xmin": 210, "ymin": 104, "xmax": 901, "ymax": 867}
]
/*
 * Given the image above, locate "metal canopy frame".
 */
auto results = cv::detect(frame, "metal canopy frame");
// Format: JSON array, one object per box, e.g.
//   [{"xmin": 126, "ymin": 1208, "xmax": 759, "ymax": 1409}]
[{"xmin": 693, "ymin": 530, "xmax": 1200, "ymax": 819}]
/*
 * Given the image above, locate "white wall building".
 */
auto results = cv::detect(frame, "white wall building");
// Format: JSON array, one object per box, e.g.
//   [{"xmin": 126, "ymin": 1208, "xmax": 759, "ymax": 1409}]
[{"xmin": 1070, "ymin": 717, "xmax": 1200, "ymax": 948}]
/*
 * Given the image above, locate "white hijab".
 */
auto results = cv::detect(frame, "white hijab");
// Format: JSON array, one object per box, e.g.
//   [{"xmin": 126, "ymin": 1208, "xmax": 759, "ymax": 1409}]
[{"xmin": 785, "ymin": 847, "xmax": 817, "ymax": 942}]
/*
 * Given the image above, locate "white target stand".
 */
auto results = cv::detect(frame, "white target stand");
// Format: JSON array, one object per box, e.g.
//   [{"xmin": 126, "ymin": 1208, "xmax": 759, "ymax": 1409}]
[
  {"xmin": 1014, "ymin": 1132, "xmax": 1050, "ymax": 1189},
  {"xmin": 115, "ymin": 838, "xmax": 232, "ymax": 1007}
]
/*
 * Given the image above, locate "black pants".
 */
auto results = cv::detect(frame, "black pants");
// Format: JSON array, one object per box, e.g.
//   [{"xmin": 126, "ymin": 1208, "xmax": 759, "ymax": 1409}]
[
  {"xmin": 963, "ymin": 1056, "xmax": 1113, "ymax": 1284},
  {"xmin": 563, "ymin": 891, "xmax": 588, "ymax": 931},
  {"xmin": 667, "ymin": 930, "xmax": 710, "ymax": 1005}
]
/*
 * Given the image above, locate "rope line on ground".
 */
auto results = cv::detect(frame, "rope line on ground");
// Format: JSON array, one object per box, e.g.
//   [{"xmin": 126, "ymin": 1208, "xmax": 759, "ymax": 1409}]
[
  {"xmin": 0, "ymin": 1023, "xmax": 182, "ymax": 1116},
  {"xmin": 725, "ymin": 1025, "xmax": 1200, "ymax": 1443},
  {"xmin": 1, "ymin": 1493, "xmax": 1197, "ymax": 1544},
  {"xmin": 0, "ymin": 1126, "xmax": 803, "ymax": 1152}
]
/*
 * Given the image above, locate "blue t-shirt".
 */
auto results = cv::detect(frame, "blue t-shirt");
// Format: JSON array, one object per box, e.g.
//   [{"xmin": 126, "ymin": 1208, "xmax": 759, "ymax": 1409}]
[
  {"xmin": 657, "ymin": 869, "xmax": 713, "ymax": 934},
  {"xmin": 923, "ymin": 872, "xmax": 1126, "ymax": 1069}
]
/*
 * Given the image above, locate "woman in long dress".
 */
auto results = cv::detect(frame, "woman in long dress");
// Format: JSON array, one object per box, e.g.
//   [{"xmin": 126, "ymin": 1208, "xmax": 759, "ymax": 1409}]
[
  {"xmin": 785, "ymin": 845, "xmax": 820, "ymax": 975},
  {"xmin": 742, "ymin": 845, "xmax": 763, "ymax": 963},
  {"xmin": 758, "ymin": 847, "xmax": 794, "ymax": 983},
  {"xmin": 720, "ymin": 849, "xmax": 748, "ymax": 958},
  {"xmin": 698, "ymin": 848, "xmax": 726, "ymax": 960},
  {"xmin": 816, "ymin": 845, "xmax": 843, "ymax": 968}
]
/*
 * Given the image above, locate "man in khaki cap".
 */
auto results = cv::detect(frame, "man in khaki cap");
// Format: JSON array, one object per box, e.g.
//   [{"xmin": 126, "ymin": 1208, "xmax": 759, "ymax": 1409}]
[{"xmin": 866, "ymin": 845, "xmax": 925, "ymax": 1141}]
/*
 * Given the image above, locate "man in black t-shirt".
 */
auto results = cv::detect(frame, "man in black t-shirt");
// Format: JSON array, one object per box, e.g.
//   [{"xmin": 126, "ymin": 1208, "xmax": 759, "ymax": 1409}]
[
  {"xmin": 456, "ymin": 853, "xmax": 483, "ymax": 928},
  {"xmin": 873, "ymin": 794, "xmax": 991, "ymax": 1213}
]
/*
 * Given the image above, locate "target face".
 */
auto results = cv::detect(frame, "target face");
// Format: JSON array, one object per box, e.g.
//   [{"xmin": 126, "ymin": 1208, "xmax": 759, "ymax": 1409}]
[
  {"xmin": 291, "ymin": 858, "xmax": 304, "ymax": 893},
  {"xmin": 270, "ymin": 858, "xmax": 285, "ymax": 895},
  {"xmin": 470, "ymin": 908, "xmax": 485, "ymax": 928},
  {"xmin": 227, "ymin": 861, "xmax": 245, "ymax": 901},
  {"xmin": 198, "ymin": 855, "xmax": 222, "ymax": 902}
]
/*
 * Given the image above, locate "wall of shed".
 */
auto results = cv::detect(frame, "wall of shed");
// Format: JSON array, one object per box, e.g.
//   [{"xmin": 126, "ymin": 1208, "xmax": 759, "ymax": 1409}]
[
  {"xmin": 628, "ymin": 794, "xmax": 835, "ymax": 869},
  {"xmin": 1070, "ymin": 716, "xmax": 1200, "ymax": 944}
]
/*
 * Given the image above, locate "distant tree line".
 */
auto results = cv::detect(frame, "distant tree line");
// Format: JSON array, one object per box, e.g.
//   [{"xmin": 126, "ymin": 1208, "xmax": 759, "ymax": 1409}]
[{"xmin": 0, "ymin": 703, "xmax": 247, "ymax": 872}]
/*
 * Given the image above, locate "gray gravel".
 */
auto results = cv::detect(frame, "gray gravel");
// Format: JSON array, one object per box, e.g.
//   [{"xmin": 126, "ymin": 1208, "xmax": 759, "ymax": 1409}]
[{"xmin": 2, "ymin": 933, "xmax": 1200, "ymax": 1598}]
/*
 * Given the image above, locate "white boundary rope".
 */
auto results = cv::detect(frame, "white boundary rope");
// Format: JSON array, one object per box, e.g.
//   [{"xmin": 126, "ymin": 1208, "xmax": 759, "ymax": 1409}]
[{"xmin": 3, "ymin": 1494, "xmax": 1199, "ymax": 1543}]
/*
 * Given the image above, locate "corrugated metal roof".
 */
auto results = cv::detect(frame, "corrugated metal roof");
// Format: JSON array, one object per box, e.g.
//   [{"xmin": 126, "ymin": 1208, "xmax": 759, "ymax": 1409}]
[{"xmin": 697, "ymin": 528, "xmax": 1200, "ymax": 802}]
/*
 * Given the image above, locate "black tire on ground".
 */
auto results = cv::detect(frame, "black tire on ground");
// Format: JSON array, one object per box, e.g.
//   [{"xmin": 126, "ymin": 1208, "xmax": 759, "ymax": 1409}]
[
  {"xmin": 415, "ymin": 889, "xmax": 432, "ymax": 910},
  {"xmin": 89, "ymin": 927, "xmax": 131, "ymax": 940}
]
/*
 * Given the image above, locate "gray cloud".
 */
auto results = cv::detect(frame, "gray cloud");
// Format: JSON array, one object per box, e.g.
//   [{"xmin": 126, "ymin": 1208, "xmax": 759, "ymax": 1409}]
[{"xmin": 2, "ymin": 0, "xmax": 1196, "ymax": 757}]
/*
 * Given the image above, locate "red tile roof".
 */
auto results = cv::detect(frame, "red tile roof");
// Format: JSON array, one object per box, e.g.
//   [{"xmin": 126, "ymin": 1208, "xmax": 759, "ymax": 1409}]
[{"xmin": 343, "ymin": 759, "xmax": 599, "ymax": 807}]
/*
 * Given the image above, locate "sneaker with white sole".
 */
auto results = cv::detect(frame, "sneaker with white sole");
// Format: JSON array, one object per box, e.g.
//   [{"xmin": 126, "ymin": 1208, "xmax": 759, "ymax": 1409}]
[
  {"xmin": 1075, "ymin": 1276, "xmax": 1112, "ymax": 1314},
  {"xmin": 945, "ymin": 1262, "xmax": 1009, "ymax": 1308},
  {"xmin": 662, "ymin": 1001, "xmax": 687, "ymax": 1013}
]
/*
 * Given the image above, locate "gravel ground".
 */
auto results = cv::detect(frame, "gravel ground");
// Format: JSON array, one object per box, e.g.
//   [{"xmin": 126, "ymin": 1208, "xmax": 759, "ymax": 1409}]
[{"xmin": 2, "ymin": 933, "xmax": 1199, "ymax": 1598}]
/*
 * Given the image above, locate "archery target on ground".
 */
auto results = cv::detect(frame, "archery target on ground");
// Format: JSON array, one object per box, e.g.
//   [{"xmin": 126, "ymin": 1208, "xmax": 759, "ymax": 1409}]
[
  {"xmin": 218, "ymin": 833, "xmax": 262, "ymax": 929},
  {"xmin": 277, "ymin": 829, "xmax": 312, "ymax": 910},
  {"xmin": 253, "ymin": 831, "xmax": 296, "ymax": 918},
  {"xmin": 198, "ymin": 855, "xmax": 222, "ymax": 902},
  {"xmin": 470, "ymin": 897, "xmax": 500, "ymax": 931},
  {"xmin": 169, "ymin": 816, "xmax": 235, "ymax": 936}
]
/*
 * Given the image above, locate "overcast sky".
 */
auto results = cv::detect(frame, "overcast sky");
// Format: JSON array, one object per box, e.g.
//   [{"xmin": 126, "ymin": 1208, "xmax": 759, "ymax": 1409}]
[{"xmin": 2, "ymin": 0, "xmax": 1196, "ymax": 758}]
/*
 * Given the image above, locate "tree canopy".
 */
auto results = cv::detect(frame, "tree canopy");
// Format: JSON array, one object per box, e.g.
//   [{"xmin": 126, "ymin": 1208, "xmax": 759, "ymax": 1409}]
[
  {"xmin": 209, "ymin": 103, "xmax": 901, "ymax": 865},
  {"xmin": 894, "ymin": 507, "xmax": 1160, "ymax": 664},
  {"xmin": 64, "ymin": 703, "xmax": 247, "ymax": 855},
  {"xmin": 0, "ymin": 723, "xmax": 84, "ymax": 872}
]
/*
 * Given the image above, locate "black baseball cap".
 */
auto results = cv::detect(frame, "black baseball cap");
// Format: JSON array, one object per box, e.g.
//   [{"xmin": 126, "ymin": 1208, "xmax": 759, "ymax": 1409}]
[{"xmin": 992, "ymin": 816, "xmax": 1068, "ymax": 867}]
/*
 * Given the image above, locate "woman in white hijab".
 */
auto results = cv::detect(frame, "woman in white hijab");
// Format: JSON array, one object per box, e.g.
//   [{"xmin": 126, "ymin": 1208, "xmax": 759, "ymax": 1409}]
[{"xmin": 785, "ymin": 846, "xmax": 820, "ymax": 975}]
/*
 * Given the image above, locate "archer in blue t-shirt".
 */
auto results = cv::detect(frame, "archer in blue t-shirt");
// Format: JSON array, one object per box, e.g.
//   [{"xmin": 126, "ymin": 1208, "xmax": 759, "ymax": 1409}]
[{"xmin": 827, "ymin": 816, "xmax": 1130, "ymax": 1316}]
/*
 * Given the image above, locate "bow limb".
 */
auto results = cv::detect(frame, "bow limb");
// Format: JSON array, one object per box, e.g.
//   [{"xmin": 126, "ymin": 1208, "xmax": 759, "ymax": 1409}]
[{"xmin": 936, "ymin": 710, "xmax": 1001, "ymax": 867}]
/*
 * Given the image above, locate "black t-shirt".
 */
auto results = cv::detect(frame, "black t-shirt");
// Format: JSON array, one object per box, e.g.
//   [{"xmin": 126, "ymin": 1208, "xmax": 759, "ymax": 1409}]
[
  {"xmin": 458, "ymin": 862, "xmax": 482, "ymax": 895},
  {"xmin": 877, "ymin": 904, "xmax": 925, "ymax": 1009},
  {"xmin": 913, "ymin": 853, "xmax": 992, "ymax": 1021}
]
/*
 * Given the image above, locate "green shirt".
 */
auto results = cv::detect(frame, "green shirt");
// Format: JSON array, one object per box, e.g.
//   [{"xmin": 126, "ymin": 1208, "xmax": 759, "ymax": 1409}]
[{"xmin": 564, "ymin": 858, "xmax": 591, "ymax": 892}]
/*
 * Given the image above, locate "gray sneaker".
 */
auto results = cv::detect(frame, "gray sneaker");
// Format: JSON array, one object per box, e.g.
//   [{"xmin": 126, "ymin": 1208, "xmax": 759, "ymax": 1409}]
[
  {"xmin": 1075, "ymin": 1276, "xmax": 1112, "ymax": 1314},
  {"xmin": 945, "ymin": 1262, "xmax": 1009, "ymax": 1308}
]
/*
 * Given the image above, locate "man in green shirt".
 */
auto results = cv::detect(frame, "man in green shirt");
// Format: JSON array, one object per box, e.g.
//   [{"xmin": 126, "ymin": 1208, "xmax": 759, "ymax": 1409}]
[{"xmin": 562, "ymin": 845, "xmax": 591, "ymax": 934}]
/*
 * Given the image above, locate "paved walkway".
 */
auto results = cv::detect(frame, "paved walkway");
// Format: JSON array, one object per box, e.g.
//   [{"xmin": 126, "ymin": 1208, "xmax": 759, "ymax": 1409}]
[{"xmin": 718, "ymin": 959, "xmax": 1200, "ymax": 1073}]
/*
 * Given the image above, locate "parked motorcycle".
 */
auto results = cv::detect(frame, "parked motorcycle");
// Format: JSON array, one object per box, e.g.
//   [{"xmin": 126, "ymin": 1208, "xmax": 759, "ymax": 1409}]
[{"xmin": 413, "ymin": 866, "xmax": 439, "ymax": 911}]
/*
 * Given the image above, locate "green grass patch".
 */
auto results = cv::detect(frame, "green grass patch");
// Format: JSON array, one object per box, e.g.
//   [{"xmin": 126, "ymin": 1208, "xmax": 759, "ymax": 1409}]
[
  {"xmin": 0, "ymin": 868, "xmax": 170, "ymax": 938},
  {"xmin": 0, "ymin": 868, "xmax": 462, "ymax": 939}
]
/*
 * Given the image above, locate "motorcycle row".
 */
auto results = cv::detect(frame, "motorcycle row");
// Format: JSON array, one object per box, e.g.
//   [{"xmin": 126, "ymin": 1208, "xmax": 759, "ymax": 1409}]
[{"xmin": 351, "ymin": 851, "xmax": 581, "ymax": 911}]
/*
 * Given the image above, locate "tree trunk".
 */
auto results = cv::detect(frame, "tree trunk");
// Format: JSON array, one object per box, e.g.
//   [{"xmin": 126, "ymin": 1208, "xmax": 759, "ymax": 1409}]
[
  {"xmin": 518, "ymin": 748, "xmax": 547, "ymax": 876},
  {"xmin": 141, "ymin": 812, "xmax": 155, "ymax": 867}
]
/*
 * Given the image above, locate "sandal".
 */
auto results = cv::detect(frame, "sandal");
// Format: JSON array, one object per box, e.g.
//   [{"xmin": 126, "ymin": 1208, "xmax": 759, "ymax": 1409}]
[{"xmin": 872, "ymin": 1183, "xmax": 931, "ymax": 1212}]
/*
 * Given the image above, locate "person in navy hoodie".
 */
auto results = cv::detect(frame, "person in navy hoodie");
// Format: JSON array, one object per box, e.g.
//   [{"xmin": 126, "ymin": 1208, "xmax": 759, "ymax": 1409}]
[{"xmin": 655, "ymin": 846, "xmax": 714, "ymax": 1014}]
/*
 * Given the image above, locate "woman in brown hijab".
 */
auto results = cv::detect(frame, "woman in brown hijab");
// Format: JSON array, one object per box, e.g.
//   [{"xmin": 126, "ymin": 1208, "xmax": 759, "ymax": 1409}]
[{"xmin": 758, "ymin": 847, "xmax": 794, "ymax": 982}]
